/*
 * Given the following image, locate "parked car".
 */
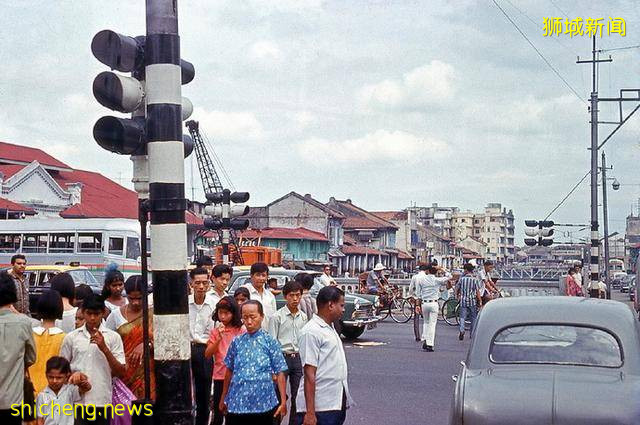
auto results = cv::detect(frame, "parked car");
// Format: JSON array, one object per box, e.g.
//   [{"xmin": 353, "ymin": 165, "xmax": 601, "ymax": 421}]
[
  {"xmin": 228, "ymin": 267, "xmax": 379, "ymax": 339},
  {"xmin": 21, "ymin": 264, "xmax": 102, "ymax": 316},
  {"xmin": 620, "ymin": 275, "xmax": 635, "ymax": 293},
  {"xmin": 450, "ymin": 297, "xmax": 640, "ymax": 425},
  {"xmin": 611, "ymin": 272, "xmax": 627, "ymax": 289}
]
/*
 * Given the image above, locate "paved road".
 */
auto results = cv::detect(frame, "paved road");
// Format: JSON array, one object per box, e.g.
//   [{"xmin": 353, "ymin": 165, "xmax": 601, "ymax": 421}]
[{"xmin": 342, "ymin": 318, "xmax": 469, "ymax": 425}]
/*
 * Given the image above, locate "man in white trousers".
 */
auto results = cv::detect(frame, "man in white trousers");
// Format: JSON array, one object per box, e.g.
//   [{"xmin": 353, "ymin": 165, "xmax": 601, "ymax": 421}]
[{"xmin": 415, "ymin": 265, "xmax": 454, "ymax": 351}]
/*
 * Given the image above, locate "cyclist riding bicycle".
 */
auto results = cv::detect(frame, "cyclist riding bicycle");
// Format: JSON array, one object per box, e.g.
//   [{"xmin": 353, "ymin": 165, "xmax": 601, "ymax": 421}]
[{"xmin": 366, "ymin": 263, "xmax": 388, "ymax": 295}]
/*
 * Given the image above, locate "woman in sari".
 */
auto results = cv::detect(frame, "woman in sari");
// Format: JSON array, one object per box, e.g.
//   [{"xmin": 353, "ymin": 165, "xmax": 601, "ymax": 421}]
[{"xmin": 105, "ymin": 275, "xmax": 154, "ymax": 399}]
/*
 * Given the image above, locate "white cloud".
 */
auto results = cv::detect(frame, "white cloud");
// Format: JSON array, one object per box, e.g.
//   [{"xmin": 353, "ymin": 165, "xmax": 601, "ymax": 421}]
[
  {"xmin": 359, "ymin": 60, "xmax": 456, "ymax": 111},
  {"xmin": 292, "ymin": 111, "xmax": 316, "ymax": 129},
  {"xmin": 193, "ymin": 107, "xmax": 264, "ymax": 142},
  {"xmin": 248, "ymin": 40, "xmax": 283, "ymax": 63},
  {"xmin": 297, "ymin": 129, "xmax": 448, "ymax": 163}
]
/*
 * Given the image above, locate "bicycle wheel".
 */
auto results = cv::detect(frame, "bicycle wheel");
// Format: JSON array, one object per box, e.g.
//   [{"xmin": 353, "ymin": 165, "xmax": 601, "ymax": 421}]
[
  {"xmin": 377, "ymin": 304, "xmax": 390, "ymax": 321},
  {"xmin": 442, "ymin": 298, "xmax": 459, "ymax": 326},
  {"xmin": 390, "ymin": 298, "xmax": 412, "ymax": 323}
]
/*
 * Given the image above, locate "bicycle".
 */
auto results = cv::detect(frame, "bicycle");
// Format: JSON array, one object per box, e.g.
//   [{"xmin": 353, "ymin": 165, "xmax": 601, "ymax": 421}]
[{"xmin": 374, "ymin": 284, "xmax": 413, "ymax": 323}]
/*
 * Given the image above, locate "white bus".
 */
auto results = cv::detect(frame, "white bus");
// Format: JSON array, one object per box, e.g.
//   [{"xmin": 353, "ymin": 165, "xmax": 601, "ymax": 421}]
[{"xmin": 0, "ymin": 218, "xmax": 142, "ymax": 281}]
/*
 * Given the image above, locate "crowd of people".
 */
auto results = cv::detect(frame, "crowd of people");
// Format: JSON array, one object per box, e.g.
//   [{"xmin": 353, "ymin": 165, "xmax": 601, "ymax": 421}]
[{"xmin": 0, "ymin": 254, "xmax": 352, "ymax": 425}]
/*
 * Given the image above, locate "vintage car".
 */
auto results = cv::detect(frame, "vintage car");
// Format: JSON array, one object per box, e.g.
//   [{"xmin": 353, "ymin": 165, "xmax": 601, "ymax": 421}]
[
  {"xmin": 228, "ymin": 267, "xmax": 379, "ymax": 339},
  {"xmin": 450, "ymin": 297, "xmax": 640, "ymax": 425}
]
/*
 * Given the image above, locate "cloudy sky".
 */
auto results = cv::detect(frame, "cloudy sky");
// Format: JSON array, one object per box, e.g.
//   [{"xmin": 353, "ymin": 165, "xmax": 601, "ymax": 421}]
[{"xmin": 1, "ymin": 0, "xmax": 639, "ymax": 243}]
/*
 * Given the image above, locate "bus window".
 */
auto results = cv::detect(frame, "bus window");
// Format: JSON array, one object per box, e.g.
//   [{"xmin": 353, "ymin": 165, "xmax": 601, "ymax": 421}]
[
  {"xmin": 0, "ymin": 234, "xmax": 21, "ymax": 253},
  {"xmin": 126, "ymin": 237, "xmax": 141, "ymax": 260},
  {"xmin": 48, "ymin": 233, "xmax": 75, "ymax": 253},
  {"xmin": 109, "ymin": 237, "xmax": 124, "ymax": 256},
  {"xmin": 78, "ymin": 233, "xmax": 102, "ymax": 253},
  {"xmin": 23, "ymin": 233, "xmax": 47, "ymax": 253}
]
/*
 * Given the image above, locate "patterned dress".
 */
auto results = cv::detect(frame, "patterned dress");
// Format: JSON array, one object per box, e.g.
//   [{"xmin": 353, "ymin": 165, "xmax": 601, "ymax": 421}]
[{"xmin": 224, "ymin": 329, "xmax": 288, "ymax": 414}]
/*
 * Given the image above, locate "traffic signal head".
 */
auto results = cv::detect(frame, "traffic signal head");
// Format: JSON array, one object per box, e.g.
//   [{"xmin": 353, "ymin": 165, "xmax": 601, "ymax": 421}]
[
  {"xmin": 93, "ymin": 116, "xmax": 145, "ymax": 155},
  {"xmin": 93, "ymin": 72, "xmax": 144, "ymax": 113},
  {"xmin": 230, "ymin": 192, "xmax": 250, "ymax": 204},
  {"xmin": 229, "ymin": 218, "xmax": 249, "ymax": 231},
  {"xmin": 91, "ymin": 30, "xmax": 143, "ymax": 72}
]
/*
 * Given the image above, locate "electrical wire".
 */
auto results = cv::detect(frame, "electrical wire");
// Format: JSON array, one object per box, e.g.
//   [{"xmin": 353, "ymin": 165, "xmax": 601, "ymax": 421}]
[
  {"xmin": 492, "ymin": 0, "xmax": 588, "ymax": 106},
  {"xmin": 544, "ymin": 170, "xmax": 591, "ymax": 221},
  {"xmin": 599, "ymin": 44, "xmax": 640, "ymax": 53}
]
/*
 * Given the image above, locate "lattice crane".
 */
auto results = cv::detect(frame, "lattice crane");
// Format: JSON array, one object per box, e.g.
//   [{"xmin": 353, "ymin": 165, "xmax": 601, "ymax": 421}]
[{"xmin": 185, "ymin": 120, "xmax": 244, "ymax": 265}]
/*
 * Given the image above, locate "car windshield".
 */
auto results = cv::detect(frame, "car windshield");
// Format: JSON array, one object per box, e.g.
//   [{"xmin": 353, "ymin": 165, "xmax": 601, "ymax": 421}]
[
  {"xmin": 490, "ymin": 325, "xmax": 622, "ymax": 367},
  {"xmin": 67, "ymin": 269, "xmax": 100, "ymax": 288},
  {"xmin": 230, "ymin": 275, "xmax": 289, "ymax": 291}
]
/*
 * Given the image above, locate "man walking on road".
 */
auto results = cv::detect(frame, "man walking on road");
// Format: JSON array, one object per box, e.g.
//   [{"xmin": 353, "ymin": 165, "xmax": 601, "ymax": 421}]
[
  {"xmin": 295, "ymin": 286, "xmax": 353, "ymax": 425},
  {"xmin": 415, "ymin": 265, "xmax": 453, "ymax": 352},
  {"xmin": 455, "ymin": 263, "xmax": 483, "ymax": 341},
  {"xmin": 408, "ymin": 264, "xmax": 427, "ymax": 342}
]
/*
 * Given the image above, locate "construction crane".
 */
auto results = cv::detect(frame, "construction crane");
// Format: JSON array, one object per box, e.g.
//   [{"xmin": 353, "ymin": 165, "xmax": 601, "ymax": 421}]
[{"xmin": 185, "ymin": 120, "xmax": 244, "ymax": 265}]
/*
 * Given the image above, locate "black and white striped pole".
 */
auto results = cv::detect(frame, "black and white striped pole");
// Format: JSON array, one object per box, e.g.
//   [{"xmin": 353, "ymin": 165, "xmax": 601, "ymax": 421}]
[{"xmin": 145, "ymin": 1, "xmax": 194, "ymax": 424}]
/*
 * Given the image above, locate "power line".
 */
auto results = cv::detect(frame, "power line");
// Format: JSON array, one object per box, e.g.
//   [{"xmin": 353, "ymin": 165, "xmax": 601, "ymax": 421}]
[
  {"xmin": 493, "ymin": 0, "xmax": 587, "ymax": 106},
  {"xmin": 544, "ymin": 170, "xmax": 590, "ymax": 221},
  {"xmin": 599, "ymin": 44, "xmax": 640, "ymax": 53},
  {"xmin": 548, "ymin": 0, "xmax": 570, "ymax": 20}
]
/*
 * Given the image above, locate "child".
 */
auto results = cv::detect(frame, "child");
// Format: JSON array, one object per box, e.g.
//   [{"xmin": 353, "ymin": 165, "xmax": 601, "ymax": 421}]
[
  {"xmin": 29, "ymin": 290, "xmax": 66, "ymax": 394},
  {"xmin": 219, "ymin": 300, "xmax": 288, "ymax": 425},
  {"xmin": 36, "ymin": 356, "xmax": 91, "ymax": 425},
  {"xmin": 50, "ymin": 273, "xmax": 77, "ymax": 334},
  {"xmin": 268, "ymin": 281, "xmax": 307, "ymax": 425},
  {"xmin": 101, "ymin": 269, "xmax": 127, "ymax": 314},
  {"xmin": 267, "ymin": 278, "xmax": 282, "ymax": 296},
  {"xmin": 233, "ymin": 287, "xmax": 250, "ymax": 306},
  {"xmin": 74, "ymin": 309, "xmax": 85, "ymax": 329},
  {"xmin": 205, "ymin": 296, "xmax": 245, "ymax": 425},
  {"xmin": 59, "ymin": 294, "xmax": 126, "ymax": 425}
]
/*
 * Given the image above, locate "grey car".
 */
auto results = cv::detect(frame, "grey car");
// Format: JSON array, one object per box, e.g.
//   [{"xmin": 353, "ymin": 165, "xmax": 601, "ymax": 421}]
[{"xmin": 450, "ymin": 297, "xmax": 640, "ymax": 425}]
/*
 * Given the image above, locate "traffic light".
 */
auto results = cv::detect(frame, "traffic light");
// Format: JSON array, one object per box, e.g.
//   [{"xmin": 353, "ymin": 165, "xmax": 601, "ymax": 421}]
[
  {"xmin": 91, "ymin": 30, "xmax": 195, "ymax": 156},
  {"xmin": 524, "ymin": 220, "xmax": 554, "ymax": 246},
  {"xmin": 204, "ymin": 189, "xmax": 250, "ymax": 231}
]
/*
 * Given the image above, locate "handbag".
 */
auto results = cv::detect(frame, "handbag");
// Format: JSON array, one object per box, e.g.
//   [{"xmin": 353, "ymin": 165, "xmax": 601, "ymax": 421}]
[
  {"xmin": 23, "ymin": 371, "xmax": 37, "ymax": 421},
  {"xmin": 111, "ymin": 377, "xmax": 136, "ymax": 425}
]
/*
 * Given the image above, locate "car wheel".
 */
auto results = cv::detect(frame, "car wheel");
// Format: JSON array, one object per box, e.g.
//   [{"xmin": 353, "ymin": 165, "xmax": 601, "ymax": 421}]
[{"xmin": 341, "ymin": 325, "xmax": 365, "ymax": 340}]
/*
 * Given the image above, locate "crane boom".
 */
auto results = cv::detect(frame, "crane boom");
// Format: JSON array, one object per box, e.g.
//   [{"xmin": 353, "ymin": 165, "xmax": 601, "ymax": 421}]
[{"xmin": 185, "ymin": 120, "xmax": 244, "ymax": 265}]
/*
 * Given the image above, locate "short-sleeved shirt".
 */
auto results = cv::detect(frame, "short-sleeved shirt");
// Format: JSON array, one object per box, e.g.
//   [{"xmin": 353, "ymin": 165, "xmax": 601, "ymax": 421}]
[
  {"xmin": 56, "ymin": 307, "xmax": 78, "ymax": 334},
  {"xmin": 209, "ymin": 326, "xmax": 245, "ymax": 380},
  {"xmin": 296, "ymin": 315, "xmax": 354, "ymax": 412},
  {"xmin": 224, "ymin": 329, "xmax": 288, "ymax": 414},
  {"xmin": 29, "ymin": 326, "xmax": 66, "ymax": 394},
  {"xmin": 268, "ymin": 306, "xmax": 307, "ymax": 354},
  {"xmin": 366, "ymin": 272, "xmax": 381, "ymax": 292},
  {"xmin": 0, "ymin": 309, "xmax": 37, "ymax": 409},
  {"xmin": 36, "ymin": 384, "xmax": 82, "ymax": 425},
  {"xmin": 455, "ymin": 275, "xmax": 482, "ymax": 307},
  {"xmin": 59, "ymin": 324, "xmax": 126, "ymax": 406}
]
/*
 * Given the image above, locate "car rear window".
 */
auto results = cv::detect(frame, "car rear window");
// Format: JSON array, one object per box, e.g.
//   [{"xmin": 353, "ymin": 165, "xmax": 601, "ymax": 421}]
[{"xmin": 490, "ymin": 325, "xmax": 622, "ymax": 367}]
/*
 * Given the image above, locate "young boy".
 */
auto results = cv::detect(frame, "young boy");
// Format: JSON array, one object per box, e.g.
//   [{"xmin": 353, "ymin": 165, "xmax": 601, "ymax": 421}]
[
  {"xmin": 59, "ymin": 294, "xmax": 125, "ymax": 425},
  {"xmin": 242, "ymin": 262, "xmax": 277, "ymax": 329},
  {"xmin": 208, "ymin": 264, "xmax": 232, "ymax": 306},
  {"xmin": 267, "ymin": 278, "xmax": 282, "ymax": 296},
  {"xmin": 268, "ymin": 281, "xmax": 307, "ymax": 425},
  {"xmin": 36, "ymin": 356, "xmax": 91, "ymax": 425},
  {"xmin": 233, "ymin": 287, "xmax": 250, "ymax": 306}
]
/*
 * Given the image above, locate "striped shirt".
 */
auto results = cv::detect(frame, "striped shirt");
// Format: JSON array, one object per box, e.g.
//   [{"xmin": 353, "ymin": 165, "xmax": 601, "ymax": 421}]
[{"xmin": 455, "ymin": 275, "xmax": 482, "ymax": 307}]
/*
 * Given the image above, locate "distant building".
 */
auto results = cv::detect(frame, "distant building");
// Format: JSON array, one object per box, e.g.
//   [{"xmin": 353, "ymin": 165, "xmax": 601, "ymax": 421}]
[{"xmin": 238, "ymin": 227, "xmax": 330, "ymax": 264}]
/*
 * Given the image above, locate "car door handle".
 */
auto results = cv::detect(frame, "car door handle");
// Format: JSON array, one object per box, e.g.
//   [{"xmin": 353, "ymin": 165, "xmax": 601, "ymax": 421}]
[{"xmin": 451, "ymin": 375, "xmax": 458, "ymax": 382}]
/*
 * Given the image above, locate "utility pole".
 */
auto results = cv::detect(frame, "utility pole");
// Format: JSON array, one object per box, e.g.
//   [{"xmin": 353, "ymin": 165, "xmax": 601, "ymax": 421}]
[
  {"xmin": 601, "ymin": 152, "xmax": 611, "ymax": 299},
  {"xmin": 577, "ymin": 36, "xmax": 612, "ymax": 295}
]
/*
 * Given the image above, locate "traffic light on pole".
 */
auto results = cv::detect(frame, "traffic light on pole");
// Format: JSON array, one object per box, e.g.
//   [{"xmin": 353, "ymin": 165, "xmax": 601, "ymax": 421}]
[
  {"xmin": 91, "ymin": 30, "xmax": 195, "ymax": 157},
  {"xmin": 524, "ymin": 220, "xmax": 554, "ymax": 246},
  {"xmin": 204, "ymin": 190, "xmax": 250, "ymax": 231}
]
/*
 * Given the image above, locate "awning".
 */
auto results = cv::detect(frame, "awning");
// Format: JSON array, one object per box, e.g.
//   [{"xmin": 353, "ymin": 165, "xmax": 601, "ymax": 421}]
[{"xmin": 328, "ymin": 247, "xmax": 345, "ymax": 257}]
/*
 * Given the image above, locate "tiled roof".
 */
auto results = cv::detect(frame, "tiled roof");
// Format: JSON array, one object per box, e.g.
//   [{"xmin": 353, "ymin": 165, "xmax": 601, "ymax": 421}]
[
  {"xmin": 0, "ymin": 164, "xmax": 25, "ymax": 179},
  {"xmin": 397, "ymin": 250, "xmax": 414, "ymax": 260},
  {"xmin": 327, "ymin": 199, "xmax": 398, "ymax": 230},
  {"xmin": 0, "ymin": 141, "xmax": 71, "ymax": 170},
  {"xmin": 339, "ymin": 244, "xmax": 388, "ymax": 256},
  {"xmin": 0, "ymin": 197, "xmax": 35, "ymax": 214},
  {"xmin": 267, "ymin": 192, "xmax": 345, "ymax": 219},
  {"xmin": 371, "ymin": 211, "xmax": 407, "ymax": 221},
  {"xmin": 240, "ymin": 227, "xmax": 329, "ymax": 242},
  {"xmin": 55, "ymin": 169, "xmax": 139, "ymax": 219}
]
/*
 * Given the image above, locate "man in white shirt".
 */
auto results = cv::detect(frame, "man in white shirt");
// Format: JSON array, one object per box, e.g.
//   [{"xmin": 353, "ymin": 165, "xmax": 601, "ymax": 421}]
[
  {"xmin": 574, "ymin": 264, "xmax": 584, "ymax": 296},
  {"xmin": 242, "ymin": 262, "xmax": 277, "ymax": 329},
  {"xmin": 415, "ymin": 265, "xmax": 453, "ymax": 351},
  {"xmin": 295, "ymin": 286, "xmax": 353, "ymax": 425},
  {"xmin": 268, "ymin": 280, "xmax": 307, "ymax": 425},
  {"xmin": 409, "ymin": 264, "xmax": 427, "ymax": 342},
  {"xmin": 188, "ymin": 267, "xmax": 215, "ymax": 425},
  {"xmin": 318, "ymin": 265, "xmax": 337, "ymax": 287},
  {"xmin": 59, "ymin": 295, "xmax": 125, "ymax": 425},
  {"xmin": 208, "ymin": 264, "xmax": 232, "ymax": 307}
]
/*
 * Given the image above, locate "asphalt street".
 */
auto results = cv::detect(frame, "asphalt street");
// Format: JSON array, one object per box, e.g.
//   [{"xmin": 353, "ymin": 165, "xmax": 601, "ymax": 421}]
[{"xmin": 342, "ymin": 318, "xmax": 469, "ymax": 425}]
